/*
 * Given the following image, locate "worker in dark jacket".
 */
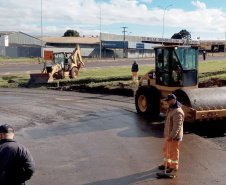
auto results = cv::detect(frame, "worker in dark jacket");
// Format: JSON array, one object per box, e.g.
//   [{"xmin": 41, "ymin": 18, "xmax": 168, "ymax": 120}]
[
  {"xmin": 0, "ymin": 124, "xmax": 35, "ymax": 185},
  {"xmin": 131, "ymin": 59, "xmax": 139, "ymax": 83}
]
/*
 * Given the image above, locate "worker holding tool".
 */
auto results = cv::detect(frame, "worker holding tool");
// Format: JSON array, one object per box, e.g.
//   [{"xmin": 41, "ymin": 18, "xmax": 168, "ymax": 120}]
[
  {"xmin": 158, "ymin": 94, "xmax": 184, "ymax": 174},
  {"xmin": 0, "ymin": 124, "xmax": 35, "ymax": 185},
  {"xmin": 131, "ymin": 59, "xmax": 139, "ymax": 83}
]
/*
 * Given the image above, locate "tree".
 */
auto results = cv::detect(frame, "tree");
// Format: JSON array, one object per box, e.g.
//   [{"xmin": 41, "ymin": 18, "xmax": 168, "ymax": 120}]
[
  {"xmin": 63, "ymin": 30, "xmax": 80, "ymax": 37},
  {"xmin": 171, "ymin": 29, "xmax": 191, "ymax": 40}
]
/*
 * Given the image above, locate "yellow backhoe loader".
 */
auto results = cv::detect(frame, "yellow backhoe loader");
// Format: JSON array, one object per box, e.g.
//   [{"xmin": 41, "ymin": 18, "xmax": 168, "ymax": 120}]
[
  {"xmin": 135, "ymin": 45, "xmax": 226, "ymax": 122},
  {"xmin": 29, "ymin": 44, "xmax": 84, "ymax": 83}
]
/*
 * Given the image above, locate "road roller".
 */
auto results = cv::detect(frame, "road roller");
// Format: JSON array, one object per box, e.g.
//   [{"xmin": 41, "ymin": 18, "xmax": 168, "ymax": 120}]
[{"xmin": 135, "ymin": 45, "xmax": 226, "ymax": 122}]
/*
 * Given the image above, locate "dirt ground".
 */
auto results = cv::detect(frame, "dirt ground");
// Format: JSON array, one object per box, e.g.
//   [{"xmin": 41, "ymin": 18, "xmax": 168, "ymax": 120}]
[
  {"xmin": 50, "ymin": 77, "xmax": 226, "ymax": 97},
  {"xmin": 199, "ymin": 78, "xmax": 226, "ymax": 88}
]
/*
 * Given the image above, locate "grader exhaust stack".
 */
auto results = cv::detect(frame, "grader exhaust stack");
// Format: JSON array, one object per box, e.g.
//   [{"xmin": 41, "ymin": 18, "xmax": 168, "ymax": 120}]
[{"xmin": 135, "ymin": 45, "xmax": 226, "ymax": 122}]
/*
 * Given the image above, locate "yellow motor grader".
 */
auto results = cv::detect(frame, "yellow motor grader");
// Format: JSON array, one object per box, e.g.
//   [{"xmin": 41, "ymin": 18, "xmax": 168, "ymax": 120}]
[
  {"xmin": 29, "ymin": 44, "xmax": 84, "ymax": 83},
  {"xmin": 135, "ymin": 45, "xmax": 226, "ymax": 122}
]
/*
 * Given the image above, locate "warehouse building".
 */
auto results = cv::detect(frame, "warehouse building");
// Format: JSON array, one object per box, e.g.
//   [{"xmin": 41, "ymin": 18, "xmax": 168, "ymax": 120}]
[
  {"xmin": 0, "ymin": 31, "xmax": 43, "ymax": 58},
  {"xmin": 41, "ymin": 36, "xmax": 100, "ymax": 58},
  {"xmin": 2, "ymin": 31, "xmax": 223, "ymax": 59},
  {"xmin": 200, "ymin": 40, "xmax": 226, "ymax": 52},
  {"xmin": 101, "ymin": 33, "xmax": 159, "ymax": 58},
  {"xmin": 41, "ymin": 33, "xmax": 157, "ymax": 59}
]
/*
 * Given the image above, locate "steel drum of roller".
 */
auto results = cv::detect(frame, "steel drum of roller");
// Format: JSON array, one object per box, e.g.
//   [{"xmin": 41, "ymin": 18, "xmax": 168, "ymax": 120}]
[{"xmin": 173, "ymin": 87, "xmax": 226, "ymax": 110}]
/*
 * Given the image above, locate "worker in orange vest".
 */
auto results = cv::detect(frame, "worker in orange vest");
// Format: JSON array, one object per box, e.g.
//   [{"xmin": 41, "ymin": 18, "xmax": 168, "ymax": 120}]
[{"xmin": 158, "ymin": 94, "xmax": 184, "ymax": 173}]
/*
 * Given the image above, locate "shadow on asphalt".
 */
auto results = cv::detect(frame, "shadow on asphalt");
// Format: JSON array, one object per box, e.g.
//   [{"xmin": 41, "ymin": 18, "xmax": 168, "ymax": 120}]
[
  {"xmin": 184, "ymin": 119, "xmax": 226, "ymax": 138},
  {"xmin": 83, "ymin": 168, "xmax": 158, "ymax": 185},
  {"xmin": 27, "ymin": 109, "xmax": 164, "ymax": 140}
]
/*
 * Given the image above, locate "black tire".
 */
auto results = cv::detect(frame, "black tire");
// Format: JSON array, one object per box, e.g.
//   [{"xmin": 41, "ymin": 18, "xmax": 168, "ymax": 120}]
[
  {"xmin": 70, "ymin": 67, "xmax": 79, "ymax": 79},
  {"xmin": 58, "ymin": 70, "xmax": 65, "ymax": 79},
  {"xmin": 135, "ymin": 86, "xmax": 161, "ymax": 118}
]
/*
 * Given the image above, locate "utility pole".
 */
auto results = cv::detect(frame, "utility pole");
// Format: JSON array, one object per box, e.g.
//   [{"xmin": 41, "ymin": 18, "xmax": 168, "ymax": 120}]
[
  {"xmin": 41, "ymin": 0, "xmax": 43, "ymax": 62},
  {"xmin": 99, "ymin": 6, "xmax": 102, "ymax": 58},
  {"xmin": 121, "ymin": 27, "xmax": 128, "ymax": 57}
]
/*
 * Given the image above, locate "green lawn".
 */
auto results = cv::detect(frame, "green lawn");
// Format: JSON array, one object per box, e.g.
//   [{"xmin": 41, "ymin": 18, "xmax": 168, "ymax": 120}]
[
  {"xmin": 0, "ymin": 56, "xmax": 40, "ymax": 63},
  {"xmin": 0, "ymin": 60, "xmax": 226, "ymax": 88}
]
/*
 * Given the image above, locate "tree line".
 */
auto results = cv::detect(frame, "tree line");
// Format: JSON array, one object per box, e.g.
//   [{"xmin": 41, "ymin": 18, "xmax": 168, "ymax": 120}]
[{"xmin": 63, "ymin": 29, "xmax": 191, "ymax": 40}]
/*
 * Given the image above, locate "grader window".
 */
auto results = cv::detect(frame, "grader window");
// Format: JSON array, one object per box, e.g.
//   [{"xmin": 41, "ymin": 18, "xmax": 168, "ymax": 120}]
[
  {"xmin": 156, "ymin": 48, "xmax": 171, "ymax": 86},
  {"xmin": 175, "ymin": 47, "xmax": 197, "ymax": 70},
  {"xmin": 156, "ymin": 49, "xmax": 169, "ymax": 72},
  {"xmin": 155, "ymin": 48, "xmax": 183, "ymax": 87}
]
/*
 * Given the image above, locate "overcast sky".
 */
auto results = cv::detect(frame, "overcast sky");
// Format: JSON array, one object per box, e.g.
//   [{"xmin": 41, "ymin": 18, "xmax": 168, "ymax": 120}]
[{"xmin": 0, "ymin": 0, "xmax": 226, "ymax": 40}]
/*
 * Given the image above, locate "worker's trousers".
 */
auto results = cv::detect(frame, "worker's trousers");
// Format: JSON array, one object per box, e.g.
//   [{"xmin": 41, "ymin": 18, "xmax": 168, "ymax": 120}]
[
  {"xmin": 162, "ymin": 137, "xmax": 180, "ymax": 169},
  {"xmin": 132, "ymin": 72, "xmax": 138, "ymax": 83}
]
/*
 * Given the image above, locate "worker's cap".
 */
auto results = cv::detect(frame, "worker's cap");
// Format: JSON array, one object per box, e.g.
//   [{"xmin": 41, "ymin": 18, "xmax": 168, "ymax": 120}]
[
  {"xmin": 0, "ymin": 124, "xmax": 14, "ymax": 133},
  {"xmin": 133, "ymin": 59, "xmax": 137, "ymax": 62},
  {"xmin": 164, "ymin": 94, "xmax": 177, "ymax": 101}
]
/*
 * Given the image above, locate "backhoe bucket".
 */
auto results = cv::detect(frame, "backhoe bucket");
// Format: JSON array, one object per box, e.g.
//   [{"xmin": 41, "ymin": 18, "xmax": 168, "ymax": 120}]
[
  {"xmin": 29, "ymin": 73, "xmax": 53, "ymax": 83},
  {"xmin": 173, "ymin": 87, "xmax": 226, "ymax": 122}
]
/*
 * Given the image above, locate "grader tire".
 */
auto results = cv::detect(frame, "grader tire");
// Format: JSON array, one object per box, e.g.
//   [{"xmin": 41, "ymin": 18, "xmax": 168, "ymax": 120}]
[
  {"xmin": 70, "ymin": 67, "xmax": 79, "ymax": 79},
  {"xmin": 135, "ymin": 86, "xmax": 160, "ymax": 118}
]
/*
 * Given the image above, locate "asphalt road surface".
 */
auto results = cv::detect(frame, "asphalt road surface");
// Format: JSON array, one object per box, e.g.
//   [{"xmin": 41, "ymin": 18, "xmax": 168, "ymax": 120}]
[
  {"xmin": 0, "ymin": 55, "xmax": 226, "ymax": 76},
  {"xmin": 0, "ymin": 88, "xmax": 225, "ymax": 185}
]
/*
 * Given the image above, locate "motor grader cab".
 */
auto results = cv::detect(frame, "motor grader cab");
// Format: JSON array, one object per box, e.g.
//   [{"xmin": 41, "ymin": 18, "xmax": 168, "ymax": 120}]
[
  {"xmin": 29, "ymin": 44, "xmax": 84, "ymax": 83},
  {"xmin": 135, "ymin": 45, "xmax": 226, "ymax": 122}
]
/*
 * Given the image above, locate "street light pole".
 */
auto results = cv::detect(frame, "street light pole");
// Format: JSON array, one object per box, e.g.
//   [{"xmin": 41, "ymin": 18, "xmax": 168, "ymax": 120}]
[
  {"xmin": 99, "ymin": 6, "xmax": 102, "ymax": 58},
  {"xmin": 221, "ymin": 15, "xmax": 226, "ymax": 55},
  {"xmin": 41, "ymin": 0, "xmax": 43, "ymax": 62},
  {"xmin": 158, "ymin": 4, "xmax": 172, "ymax": 45}
]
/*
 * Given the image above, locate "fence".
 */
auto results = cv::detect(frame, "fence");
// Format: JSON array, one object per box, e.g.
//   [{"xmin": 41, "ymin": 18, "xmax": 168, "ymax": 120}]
[{"xmin": 0, "ymin": 46, "xmax": 41, "ymax": 58}]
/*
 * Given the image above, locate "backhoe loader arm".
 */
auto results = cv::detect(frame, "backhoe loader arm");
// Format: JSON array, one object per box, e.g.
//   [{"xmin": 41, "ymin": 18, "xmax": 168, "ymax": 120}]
[{"xmin": 70, "ymin": 44, "xmax": 84, "ymax": 68}]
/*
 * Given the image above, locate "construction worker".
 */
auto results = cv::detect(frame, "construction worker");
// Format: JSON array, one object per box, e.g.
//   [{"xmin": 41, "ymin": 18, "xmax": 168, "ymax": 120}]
[
  {"xmin": 203, "ymin": 50, "xmax": 206, "ymax": 60},
  {"xmin": 158, "ymin": 94, "xmax": 184, "ymax": 173},
  {"xmin": 0, "ymin": 124, "xmax": 35, "ymax": 185},
  {"xmin": 131, "ymin": 59, "xmax": 139, "ymax": 83}
]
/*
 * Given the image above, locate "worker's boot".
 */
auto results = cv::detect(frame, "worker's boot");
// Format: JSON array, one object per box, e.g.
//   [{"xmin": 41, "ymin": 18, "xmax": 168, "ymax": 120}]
[
  {"xmin": 158, "ymin": 165, "xmax": 169, "ymax": 170},
  {"xmin": 166, "ymin": 168, "xmax": 178, "ymax": 173}
]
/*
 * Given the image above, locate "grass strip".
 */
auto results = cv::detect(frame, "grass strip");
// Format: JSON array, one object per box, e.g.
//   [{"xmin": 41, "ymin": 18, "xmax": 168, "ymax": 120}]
[
  {"xmin": 1, "ymin": 60, "xmax": 226, "ymax": 88},
  {"xmin": 0, "ymin": 56, "xmax": 39, "ymax": 63}
]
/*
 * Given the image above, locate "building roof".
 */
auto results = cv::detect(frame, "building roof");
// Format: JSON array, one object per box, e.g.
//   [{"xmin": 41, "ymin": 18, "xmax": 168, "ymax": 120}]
[
  {"xmin": 40, "ymin": 37, "xmax": 100, "ymax": 44},
  {"xmin": 0, "ymin": 31, "xmax": 16, "ymax": 35}
]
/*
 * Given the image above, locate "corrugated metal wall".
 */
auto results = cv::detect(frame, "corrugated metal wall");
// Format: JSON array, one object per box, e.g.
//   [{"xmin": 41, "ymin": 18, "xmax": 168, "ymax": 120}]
[
  {"xmin": 8, "ymin": 32, "xmax": 43, "ymax": 46},
  {"xmin": 3, "ymin": 46, "xmax": 41, "ymax": 58},
  {"xmin": 0, "ymin": 46, "xmax": 6, "ymax": 56}
]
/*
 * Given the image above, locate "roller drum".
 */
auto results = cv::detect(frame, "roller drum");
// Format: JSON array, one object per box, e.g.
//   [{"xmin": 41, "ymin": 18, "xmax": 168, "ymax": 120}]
[{"xmin": 173, "ymin": 87, "xmax": 226, "ymax": 110}]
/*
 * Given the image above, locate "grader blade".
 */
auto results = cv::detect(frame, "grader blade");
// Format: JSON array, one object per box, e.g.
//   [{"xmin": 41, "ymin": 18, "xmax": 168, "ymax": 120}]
[
  {"xmin": 174, "ymin": 87, "xmax": 226, "ymax": 122},
  {"xmin": 28, "ymin": 73, "xmax": 53, "ymax": 83}
]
